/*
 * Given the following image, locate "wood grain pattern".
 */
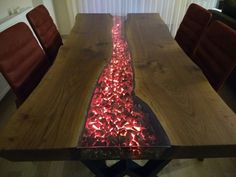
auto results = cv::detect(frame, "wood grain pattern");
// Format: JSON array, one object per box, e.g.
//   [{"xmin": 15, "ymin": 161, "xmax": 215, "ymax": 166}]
[
  {"xmin": 0, "ymin": 14, "xmax": 113, "ymax": 158},
  {"xmin": 126, "ymin": 14, "xmax": 236, "ymax": 157}
]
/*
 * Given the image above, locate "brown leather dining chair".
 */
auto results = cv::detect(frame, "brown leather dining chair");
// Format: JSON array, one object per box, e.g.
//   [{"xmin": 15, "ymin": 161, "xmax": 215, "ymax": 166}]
[
  {"xmin": 193, "ymin": 20, "xmax": 236, "ymax": 91},
  {"xmin": 26, "ymin": 5, "xmax": 62, "ymax": 64},
  {"xmin": 175, "ymin": 3, "xmax": 212, "ymax": 58},
  {"xmin": 0, "ymin": 22, "xmax": 50, "ymax": 106}
]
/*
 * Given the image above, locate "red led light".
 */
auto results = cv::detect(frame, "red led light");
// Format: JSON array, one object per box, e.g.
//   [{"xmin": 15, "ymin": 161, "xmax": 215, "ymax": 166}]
[{"xmin": 81, "ymin": 17, "xmax": 156, "ymax": 147}]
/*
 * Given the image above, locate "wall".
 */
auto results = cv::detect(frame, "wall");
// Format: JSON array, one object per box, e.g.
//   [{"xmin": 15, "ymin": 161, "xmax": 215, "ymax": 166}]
[
  {"xmin": 0, "ymin": 0, "xmax": 32, "ymax": 19},
  {"xmin": 53, "ymin": 0, "xmax": 72, "ymax": 35},
  {"xmin": 68, "ymin": 0, "xmax": 218, "ymax": 36},
  {"xmin": 43, "ymin": 0, "xmax": 57, "ymax": 25},
  {"xmin": 0, "ymin": 0, "xmax": 57, "ymax": 26}
]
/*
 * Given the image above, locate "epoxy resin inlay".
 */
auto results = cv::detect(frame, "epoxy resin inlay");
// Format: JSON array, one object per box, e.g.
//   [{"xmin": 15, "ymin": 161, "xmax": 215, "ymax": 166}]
[{"xmin": 81, "ymin": 17, "xmax": 157, "ymax": 147}]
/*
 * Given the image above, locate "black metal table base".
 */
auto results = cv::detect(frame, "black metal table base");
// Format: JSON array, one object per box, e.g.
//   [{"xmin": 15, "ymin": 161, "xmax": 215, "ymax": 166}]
[{"xmin": 82, "ymin": 159, "xmax": 171, "ymax": 177}]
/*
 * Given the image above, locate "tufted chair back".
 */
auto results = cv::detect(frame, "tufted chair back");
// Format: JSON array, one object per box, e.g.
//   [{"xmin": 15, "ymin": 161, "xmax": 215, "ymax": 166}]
[
  {"xmin": 0, "ymin": 22, "xmax": 50, "ymax": 105},
  {"xmin": 27, "ymin": 5, "xmax": 62, "ymax": 63},
  {"xmin": 175, "ymin": 3, "xmax": 212, "ymax": 58},
  {"xmin": 193, "ymin": 20, "xmax": 236, "ymax": 91}
]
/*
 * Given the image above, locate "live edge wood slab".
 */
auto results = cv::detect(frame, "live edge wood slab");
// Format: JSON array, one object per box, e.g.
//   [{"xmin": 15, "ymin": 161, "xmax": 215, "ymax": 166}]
[
  {"xmin": 0, "ymin": 14, "xmax": 236, "ymax": 161},
  {"xmin": 126, "ymin": 14, "xmax": 236, "ymax": 158},
  {"xmin": 0, "ymin": 14, "xmax": 113, "ymax": 160}
]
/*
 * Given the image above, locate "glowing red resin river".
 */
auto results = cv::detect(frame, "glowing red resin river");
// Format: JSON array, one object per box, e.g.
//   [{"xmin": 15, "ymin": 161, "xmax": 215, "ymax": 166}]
[{"xmin": 81, "ymin": 17, "xmax": 156, "ymax": 147}]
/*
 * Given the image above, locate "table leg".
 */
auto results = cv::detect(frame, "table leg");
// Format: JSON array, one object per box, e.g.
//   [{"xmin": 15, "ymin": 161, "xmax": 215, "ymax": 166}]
[{"xmin": 81, "ymin": 159, "xmax": 171, "ymax": 177}]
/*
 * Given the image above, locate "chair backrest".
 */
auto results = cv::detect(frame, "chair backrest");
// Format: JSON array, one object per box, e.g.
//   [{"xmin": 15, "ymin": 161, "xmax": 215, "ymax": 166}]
[
  {"xmin": 0, "ymin": 22, "xmax": 50, "ymax": 104},
  {"xmin": 26, "ymin": 5, "xmax": 62, "ymax": 63},
  {"xmin": 175, "ymin": 3, "xmax": 212, "ymax": 58},
  {"xmin": 193, "ymin": 20, "xmax": 236, "ymax": 91}
]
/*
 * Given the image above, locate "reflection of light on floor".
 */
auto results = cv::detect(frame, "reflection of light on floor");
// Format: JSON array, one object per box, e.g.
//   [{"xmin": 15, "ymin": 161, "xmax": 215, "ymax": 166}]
[{"xmin": 81, "ymin": 17, "xmax": 156, "ymax": 147}]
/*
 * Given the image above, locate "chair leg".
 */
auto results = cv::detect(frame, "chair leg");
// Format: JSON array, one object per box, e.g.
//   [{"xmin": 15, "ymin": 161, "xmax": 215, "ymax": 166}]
[
  {"xmin": 15, "ymin": 99, "xmax": 23, "ymax": 108},
  {"xmin": 82, "ymin": 159, "xmax": 171, "ymax": 177},
  {"xmin": 197, "ymin": 158, "xmax": 204, "ymax": 161}
]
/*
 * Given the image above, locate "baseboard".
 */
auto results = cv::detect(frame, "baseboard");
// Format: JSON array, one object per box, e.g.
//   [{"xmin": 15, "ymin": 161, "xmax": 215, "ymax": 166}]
[{"xmin": 0, "ymin": 86, "xmax": 10, "ymax": 101}]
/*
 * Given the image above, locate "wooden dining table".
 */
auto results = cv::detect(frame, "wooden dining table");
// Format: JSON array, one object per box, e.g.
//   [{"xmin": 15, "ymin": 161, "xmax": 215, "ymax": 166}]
[{"xmin": 0, "ymin": 13, "xmax": 236, "ymax": 177}]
